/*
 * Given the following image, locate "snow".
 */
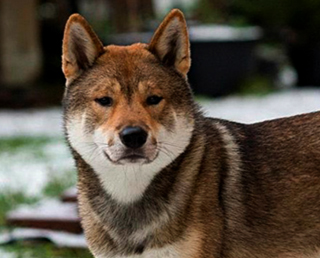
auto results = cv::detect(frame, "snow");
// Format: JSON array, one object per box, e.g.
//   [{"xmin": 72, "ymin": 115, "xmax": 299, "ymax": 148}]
[
  {"xmin": 0, "ymin": 89, "xmax": 320, "ymax": 197},
  {"xmin": 201, "ymin": 89, "xmax": 320, "ymax": 123},
  {"xmin": 0, "ymin": 228, "xmax": 86, "ymax": 249},
  {"xmin": 0, "ymin": 250, "xmax": 16, "ymax": 258},
  {"xmin": 0, "ymin": 140, "xmax": 74, "ymax": 196},
  {"xmin": 0, "ymin": 108, "xmax": 74, "ymax": 197},
  {"xmin": 8, "ymin": 199, "xmax": 79, "ymax": 220},
  {"xmin": 189, "ymin": 25, "xmax": 262, "ymax": 41},
  {"xmin": 0, "ymin": 108, "xmax": 63, "ymax": 137}
]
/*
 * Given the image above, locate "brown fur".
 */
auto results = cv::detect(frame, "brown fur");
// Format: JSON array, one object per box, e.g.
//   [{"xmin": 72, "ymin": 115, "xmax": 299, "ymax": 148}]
[
  {"xmin": 62, "ymin": 9, "xmax": 320, "ymax": 258},
  {"xmin": 149, "ymin": 9, "xmax": 190, "ymax": 77}
]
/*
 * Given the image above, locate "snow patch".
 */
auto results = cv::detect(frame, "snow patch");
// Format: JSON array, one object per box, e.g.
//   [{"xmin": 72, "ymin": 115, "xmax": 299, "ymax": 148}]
[
  {"xmin": 189, "ymin": 25, "xmax": 262, "ymax": 41},
  {"xmin": 201, "ymin": 89, "xmax": 320, "ymax": 123},
  {"xmin": 8, "ymin": 199, "xmax": 79, "ymax": 221},
  {"xmin": 0, "ymin": 140, "xmax": 74, "ymax": 197},
  {"xmin": 0, "ymin": 249, "xmax": 16, "ymax": 258},
  {"xmin": 0, "ymin": 108, "xmax": 63, "ymax": 137},
  {"xmin": 0, "ymin": 228, "xmax": 86, "ymax": 249}
]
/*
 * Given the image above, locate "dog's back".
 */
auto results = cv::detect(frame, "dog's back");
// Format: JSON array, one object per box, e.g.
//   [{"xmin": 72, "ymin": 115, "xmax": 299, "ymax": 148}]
[{"xmin": 216, "ymin": 112, "xmax": 320, "ymax": 257}]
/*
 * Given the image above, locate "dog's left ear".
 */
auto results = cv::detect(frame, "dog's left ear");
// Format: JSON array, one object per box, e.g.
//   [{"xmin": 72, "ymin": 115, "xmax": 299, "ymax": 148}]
[{"xmin": 149, "ymin": 9, "xmax": 190, "ymax": 77}]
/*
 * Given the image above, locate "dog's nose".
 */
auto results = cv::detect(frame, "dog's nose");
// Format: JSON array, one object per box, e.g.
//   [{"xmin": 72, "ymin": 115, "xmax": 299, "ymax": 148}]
[{"xmin": 120, "ymin": 126, "xmax": 148, "ymax": 149}]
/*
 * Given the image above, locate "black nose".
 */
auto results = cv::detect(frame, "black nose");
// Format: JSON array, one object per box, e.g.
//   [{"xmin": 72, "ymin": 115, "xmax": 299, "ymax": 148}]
[{"xmin": 120, "ymin": 126, "xmax": 148, "ymax": 149}]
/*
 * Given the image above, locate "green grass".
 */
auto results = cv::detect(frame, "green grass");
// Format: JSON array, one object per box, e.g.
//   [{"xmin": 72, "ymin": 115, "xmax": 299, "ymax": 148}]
[
  {"xmin": 238, "ymin": 75, "xmax": 276, "ymax": 96},
  {"xmin": 0, "ymin": 136, "xmax": 92, "ymax": 258},
  {"xmin": 0, "ymin": 192, "xmax": 39, "ymax": 225},
  {"xmin": 43, "ymin": 173, "xmax": 76, "ymax": 198},
  {"xmin": 4, "ymin": 243, "xmax": 92, "ymax": 258},
  {"xmin": 0, "ymin": 136, "xmax": 54, "ymax": 153}
]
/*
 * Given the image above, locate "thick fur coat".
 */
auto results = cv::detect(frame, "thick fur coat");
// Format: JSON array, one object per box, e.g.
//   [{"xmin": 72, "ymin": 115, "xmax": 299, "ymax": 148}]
[{"xmin": 62, "ymin": 9, "xmax": 320, "ymax": 258}]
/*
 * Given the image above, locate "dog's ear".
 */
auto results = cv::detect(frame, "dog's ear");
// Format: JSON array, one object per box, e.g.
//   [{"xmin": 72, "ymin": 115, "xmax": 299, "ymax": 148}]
[
  {"xmin": 62, "ymin": 14, "xmax": 104, "ymax": 86},
  {"xmin": 149, "ymin": 9, "xmax": 190, "ymax": 77}
]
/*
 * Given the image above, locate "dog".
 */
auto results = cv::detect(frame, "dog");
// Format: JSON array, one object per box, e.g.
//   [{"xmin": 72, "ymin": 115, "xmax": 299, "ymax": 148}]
[{"xmin": 62, "ymin": 9, "xmax": 320, "ymax": 258}]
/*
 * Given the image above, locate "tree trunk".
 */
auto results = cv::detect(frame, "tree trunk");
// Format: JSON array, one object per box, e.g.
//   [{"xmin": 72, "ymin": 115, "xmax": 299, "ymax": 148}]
[{"xmin": 0, "ymin": 0, "xmax": 42, "ymax": 87}]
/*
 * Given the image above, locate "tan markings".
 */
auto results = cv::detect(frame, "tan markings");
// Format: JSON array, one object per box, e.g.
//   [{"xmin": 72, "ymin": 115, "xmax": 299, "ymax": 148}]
[
  {"xmin": 107, "ymin": 137, "xmax": 114, "ymax": 147},
  {"xmin": 136, "ymin": 81, "xmax": 167, "ymax": 132},
  {"xmin": 138, "ymin": 81, "xmax": 165, "ymax": 100},
  {"xmin": 87, "ymin": 78, "xmax": 122, "ymax": 130},
  {"xmin": 89, "ymin": 78, "xmax": 121, "ymax": 98},
  {"xmin": 177, "ymin": 226, "xmax": 204, "ymax": 258},
  {"xmin": 213, "ymin": 122, "xmax": 246, "ymax": 248}
]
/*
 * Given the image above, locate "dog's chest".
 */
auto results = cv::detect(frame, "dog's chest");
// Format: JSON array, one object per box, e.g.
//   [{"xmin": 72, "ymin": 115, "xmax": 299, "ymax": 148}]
[{"xmin": 96, "ymin": 245, "xmax": 180, "ymax": 258}]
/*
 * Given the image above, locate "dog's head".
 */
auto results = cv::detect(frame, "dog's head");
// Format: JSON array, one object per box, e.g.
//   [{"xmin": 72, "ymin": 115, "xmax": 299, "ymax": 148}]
[{"xmin": 62, "ymin": 10, "xmax": 197, "ymax": 188}]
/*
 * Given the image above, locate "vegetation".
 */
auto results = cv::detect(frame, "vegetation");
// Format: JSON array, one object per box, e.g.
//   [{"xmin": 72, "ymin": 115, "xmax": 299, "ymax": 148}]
[
  {"xmin": 0, "ymin": 136, "xmax": 92, "ymax": 258},
  {"xmin": 234, "ymin": 0, "xmax": 320, "ymax": 44},
  {"xmin": 4, "ymin": 243, "xmax": 92, "ymax": 258},
  {"xmin": 195, "ymin": 0, "xmax": 320, "ymax": 44}
]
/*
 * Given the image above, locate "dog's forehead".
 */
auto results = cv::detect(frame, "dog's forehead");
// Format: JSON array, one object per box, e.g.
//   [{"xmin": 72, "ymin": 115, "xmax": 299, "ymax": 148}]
[
  {"xmin": 104, "ymin": 43, "xmax": 149, "ymax": 53},
  {"xmin": 91, "ymin": 44, "xmax": 164, "ymax": 94},
  {"xmin": 100, "ymin": 43, "xmax": 153, "ymax": 68}
]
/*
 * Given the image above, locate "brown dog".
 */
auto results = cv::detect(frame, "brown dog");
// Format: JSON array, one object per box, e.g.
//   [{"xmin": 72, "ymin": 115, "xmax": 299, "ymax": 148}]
[{"xmin": 62, "ymin": 9, "xmax": 320, "ymax": 258}]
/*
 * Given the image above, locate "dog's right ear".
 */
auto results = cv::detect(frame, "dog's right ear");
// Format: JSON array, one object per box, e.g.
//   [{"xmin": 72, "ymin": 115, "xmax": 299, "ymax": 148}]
[
  {"xmin": 62, "ymin": 14, "xmax": 104, "ymax": 86},
  {"xmin": 149, "ymin": 9, "xmax": 190, "ymax": 78}
]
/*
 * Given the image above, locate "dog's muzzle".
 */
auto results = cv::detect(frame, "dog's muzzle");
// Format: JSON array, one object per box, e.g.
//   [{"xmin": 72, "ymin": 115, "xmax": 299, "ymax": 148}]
[{"xmin": 102, "ymin": 126, "xmax": 157, "ymax": 164}]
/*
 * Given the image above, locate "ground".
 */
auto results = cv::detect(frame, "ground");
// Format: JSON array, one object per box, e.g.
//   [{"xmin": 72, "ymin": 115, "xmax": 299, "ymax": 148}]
[{"xmin": 0, "ymin": 88, "xmax": 320, "ymax": 257}]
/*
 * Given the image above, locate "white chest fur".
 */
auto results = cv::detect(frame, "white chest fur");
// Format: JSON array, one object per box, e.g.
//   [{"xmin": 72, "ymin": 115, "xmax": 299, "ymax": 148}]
[
  {"xmin": 96, "ymin": 245, "xmax": 180, "ymax": 258},
  {"xmin": 66, "ymin": 111, "xmax": 193, "ymax": 204}
]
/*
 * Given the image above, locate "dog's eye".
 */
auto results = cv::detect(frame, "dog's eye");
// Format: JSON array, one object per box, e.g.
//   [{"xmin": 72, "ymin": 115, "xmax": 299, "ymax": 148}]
[
  {"xmin": 95, "ymin": 97, "xmax": 113, "ymax": 107},
  {"xmin": 146, "ymin": 95, "xmax": 163, "ymax": 105}
]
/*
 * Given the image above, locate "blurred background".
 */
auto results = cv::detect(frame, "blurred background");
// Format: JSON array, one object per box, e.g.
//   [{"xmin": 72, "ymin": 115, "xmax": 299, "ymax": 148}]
[
  {"xmin": 1, "ymin": 0, "xmax": 320, "ymax": 105},
  {"xmin": 1, "ymin": 0, "xmax": 320, "ymax": 257}
]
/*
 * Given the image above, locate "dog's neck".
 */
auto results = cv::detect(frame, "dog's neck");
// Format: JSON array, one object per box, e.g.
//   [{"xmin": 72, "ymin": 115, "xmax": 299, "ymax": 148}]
[
  {"xmin": 76, "ymin": 132, "xmax": 205, "ymax": 251},
  {"xmin": 76, "ymin": 125, "xmax": 197, "ymax": 205}
]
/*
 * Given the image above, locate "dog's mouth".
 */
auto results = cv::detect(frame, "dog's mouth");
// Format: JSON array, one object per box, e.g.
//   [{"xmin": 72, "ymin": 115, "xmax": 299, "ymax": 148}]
[
  {"xmin": 103, "ymin": 150, "xmax": 154, "ymax": 165},
  {"xmin": 121, "ymin": 153, "xmax": 150, "ymax": 163}
]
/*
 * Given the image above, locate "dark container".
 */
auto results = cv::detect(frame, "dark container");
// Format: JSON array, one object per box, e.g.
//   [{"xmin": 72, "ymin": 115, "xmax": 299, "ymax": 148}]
[
  {"xmin": 287, "ymin": 44, "xmax": 320, "ymax": 87},
  {"xmin": 188, "ymin": 25, "xmax": 262, "ymax": 96}
]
